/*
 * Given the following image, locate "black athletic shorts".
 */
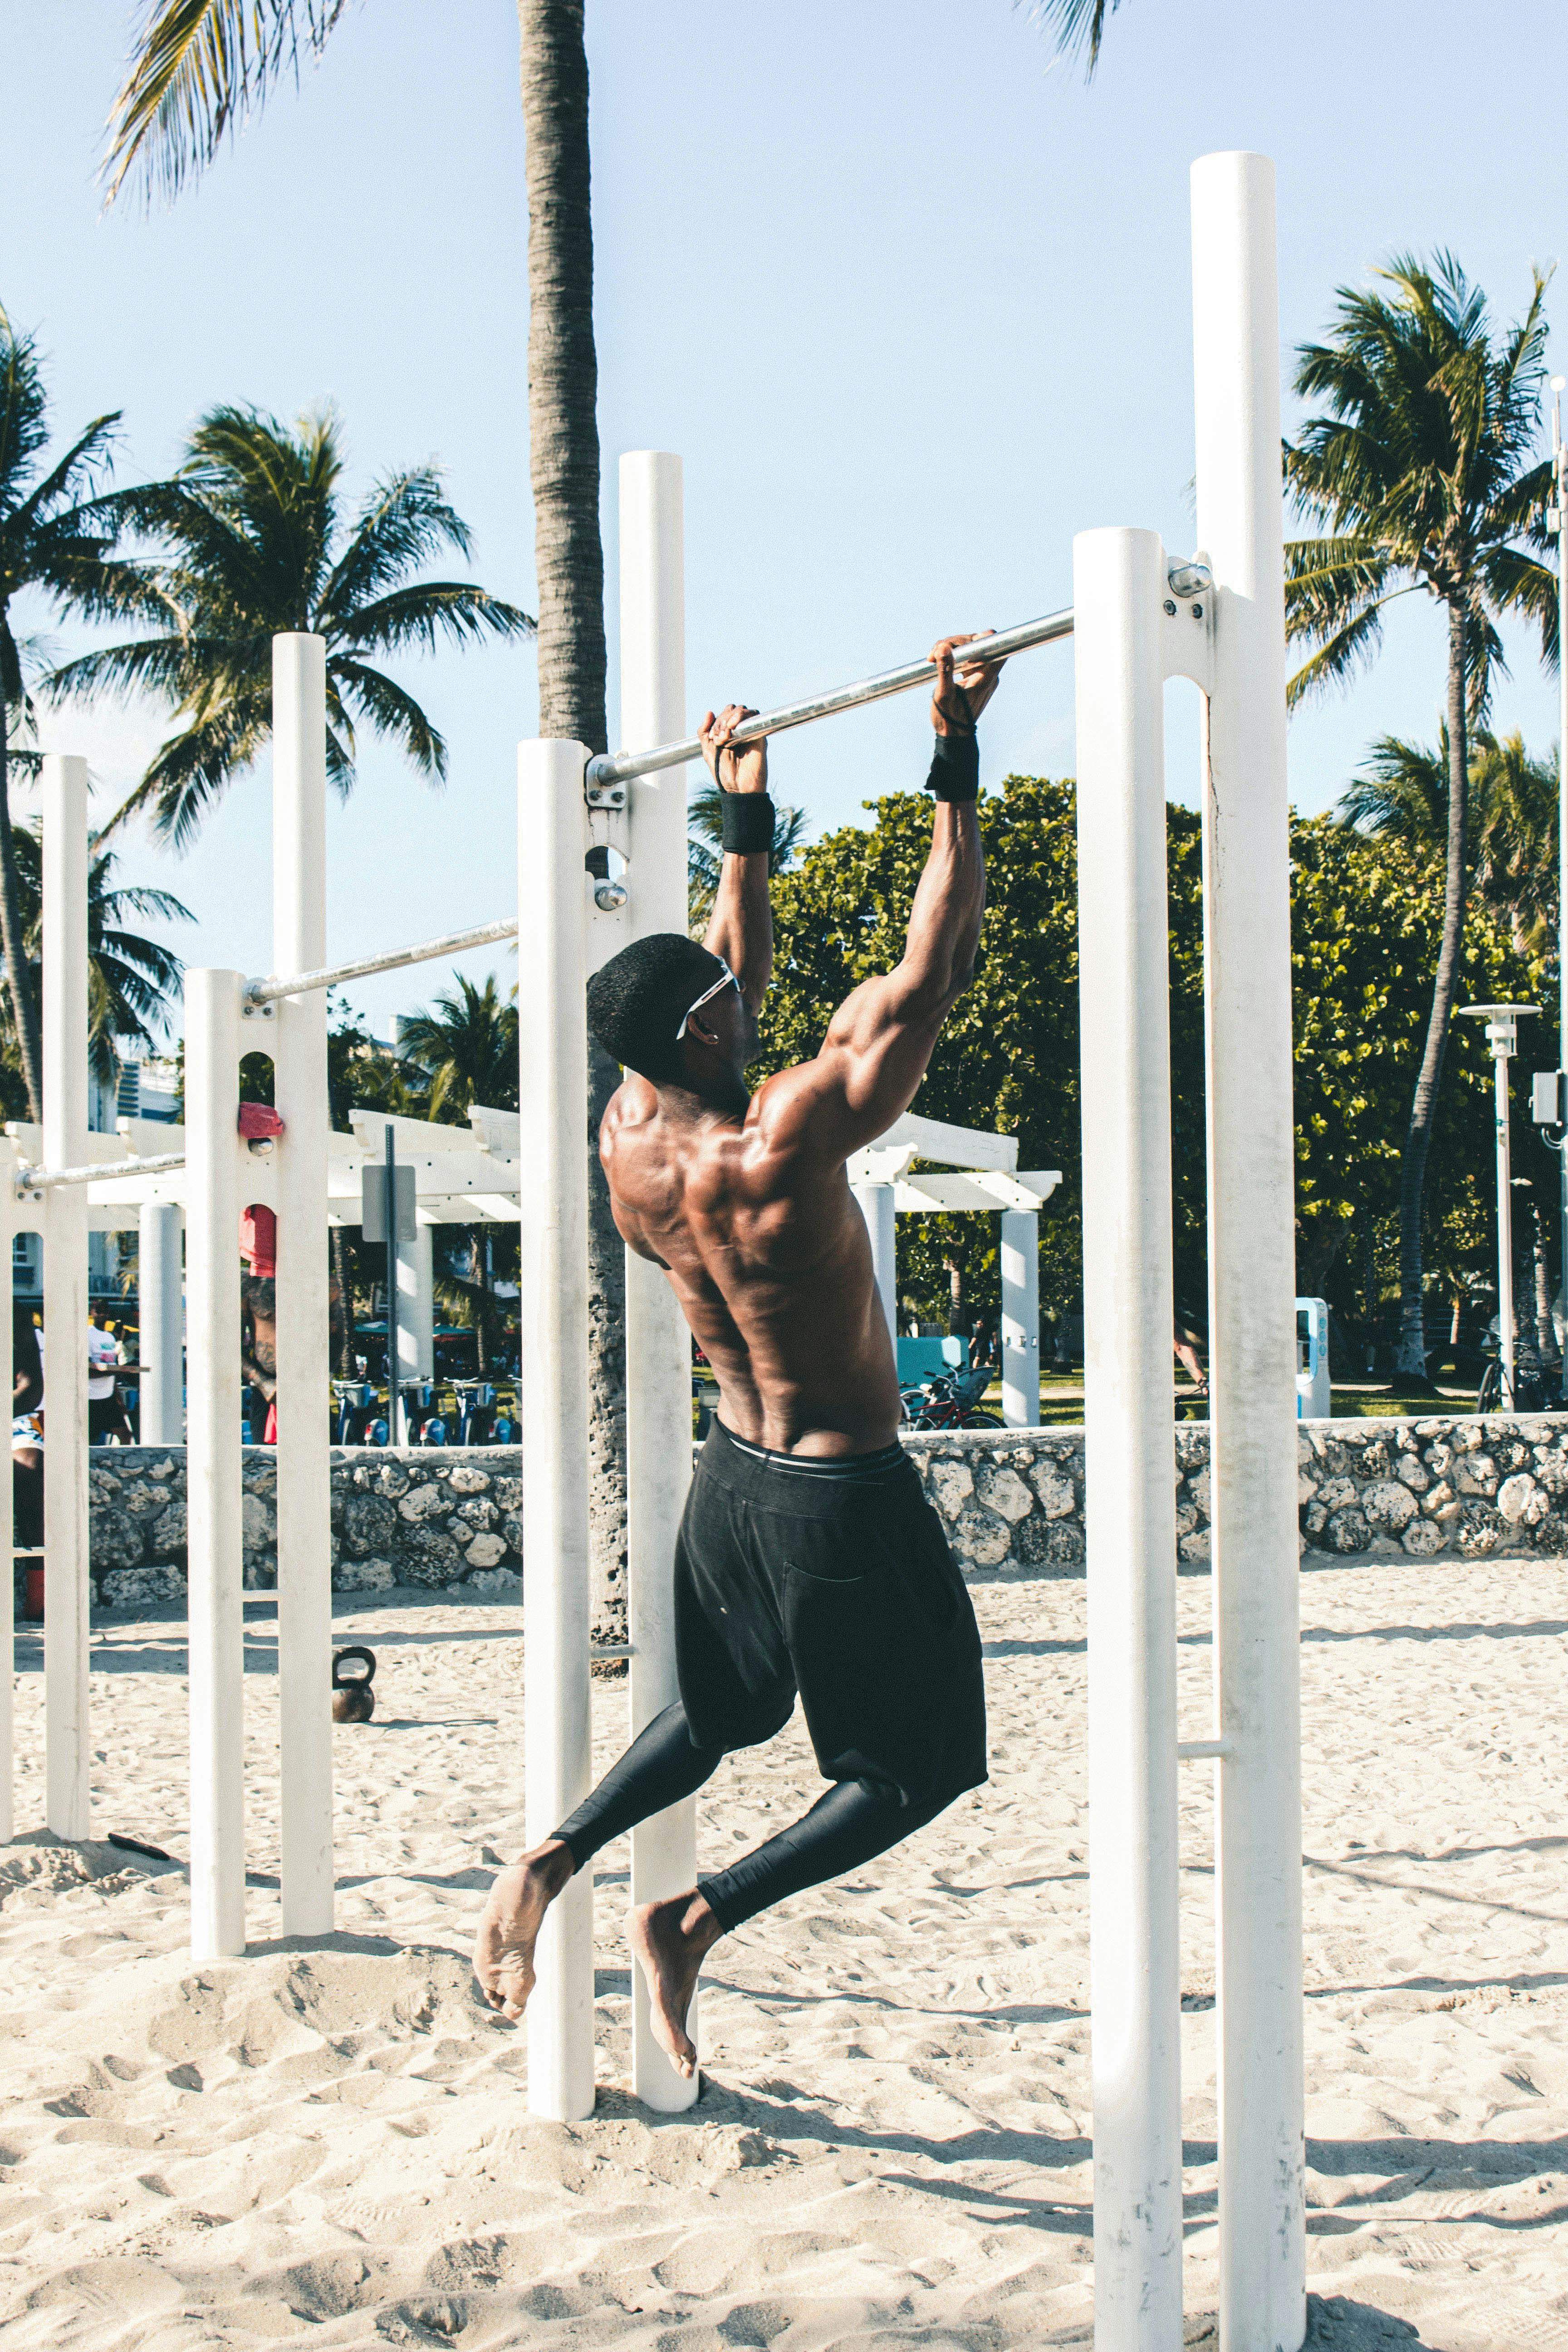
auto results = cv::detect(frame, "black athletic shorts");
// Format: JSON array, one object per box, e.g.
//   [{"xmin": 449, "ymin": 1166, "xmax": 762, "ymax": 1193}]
[{"xmin": 673, "ymin": 1419, "xmax": 988, "ymax": 1810}]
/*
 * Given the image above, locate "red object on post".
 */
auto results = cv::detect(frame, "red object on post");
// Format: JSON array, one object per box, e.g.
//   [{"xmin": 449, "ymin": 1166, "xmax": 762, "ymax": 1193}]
[
  {"xmin": 22, "ymin": 1562, "xmax": 44, "ymax": 1621},
  {"xmin": 238, "ymin": 1102, "xmax": 284, "ymax": 1141},
  {"xmin": 240, "ymin": 1203, "xmax": 278, "ymax": 1278}
]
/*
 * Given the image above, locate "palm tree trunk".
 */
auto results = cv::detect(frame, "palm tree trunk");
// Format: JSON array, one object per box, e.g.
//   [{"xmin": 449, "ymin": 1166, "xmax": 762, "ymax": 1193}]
[
  {"xmin": 518, "ymin": 0, "xmax": 626, "ymax": 1642},
  {"xmin": 0, "ymin": 683, "xmax": 44, "ymax": 1121},
  {"xmin": 1394, "ymin": 602, "xmax": 1470, "ymax": 1378}
]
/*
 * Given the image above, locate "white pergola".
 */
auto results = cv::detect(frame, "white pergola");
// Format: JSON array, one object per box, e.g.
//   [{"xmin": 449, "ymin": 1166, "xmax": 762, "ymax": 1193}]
[
  {"xmin": 5, "ymin": 1102, "xmax": 527, "ymax": 1440},
  {"xmin": 847, "ymin": 1110, "xmax": 1061, "ymax": 1426}
]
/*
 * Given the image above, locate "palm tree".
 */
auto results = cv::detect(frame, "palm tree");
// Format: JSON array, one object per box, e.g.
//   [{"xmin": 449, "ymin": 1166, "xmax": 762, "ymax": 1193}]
[
  {"xmin": 1340, "ymin": 725, "xmax": 1559, "ymax": 957},
  {"xmin": 104, "ymin": 0, "xmax": 620, "ymax": 1618},
  {"xmin": 686, "ymin": 782, "xmax": 808, "ymax": 934},
  {"xmin": 0, "ymin": 305, "xmax": 154, "ymax": 1115},
  {"xmin": 51, "ymin": 405, "xmax": 531, "ymax": 847},
  {"xmin": 397, "ymin": 973, "xmax": 519, "ymax": 1124},
  {"xmin": 5, "ymin": 820, "xmax": 191, "ymax": 1089},
  {"xmin": 1284, "ymin": 255, "xmax": 1557, "ymax": 1379}
]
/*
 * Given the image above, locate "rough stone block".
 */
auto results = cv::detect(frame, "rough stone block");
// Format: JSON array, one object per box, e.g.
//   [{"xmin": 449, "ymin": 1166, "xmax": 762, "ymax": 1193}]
[
  {"xmin": 1178, "ymin": 1528, "xmax": 1211, "ymax": 1564},
  {"xmin": 1456, "ymin": 1504, "xmax": 1505, "ymax": 1556},
  {"xmin": 341, "ymin": 1492, "xmax": 397, "ymax": 1558},
  {"xmin": 1400, "ymin": 1517, "xmax": 1447, "ymax": 1557},
  {"xmin": 1393, "ymin": 1455, "xmax": 1430, "ymax": 1492},
  {"xmin": 466, "ymin": 1566, "xmax": 523, "ymax": 1598},
  {"xmin": 928, "ymin": 1460, "xmax": 975, "ymax": 1520},
  {"xmin": 1421, "ymin": 1481, "xmax": 1460, "ymax": 1523},
  {"xmin": 1322, "ymin": 1506, "xmax": 1371, "ymax": 1554},
  {"xmin": 464, "ymin": 1531, "xmax": 508, "ymax": 1569},
  {"xmin": 397, "ymin": 1481, "xmax": 451, "ymax": 1524},
  {"xmin": 150, "ymin": 1501, "xmax": 187, "ymax": 1555},
  {"xmin": 100, "ymin": 1563, "xmax": 186, "ymax": 1608},
  {"xmin": 455, "ymin": 1495, "xmax": 498, "ymax": 1530},
  {"xmin": 950, "ymin": 1508, "xmax": 1012, "ymax": 1568},
  {"xmin": 447, "ymin": 1465, "xmax": 491, "ymax": 1495},
  {"xmin": 1316, "ymin": 1476, "xmax": 1357, "ymax": 1512},
  {"xmin": 1497, "ymin": 1472, "xmax": 1548, "ymax": 1526},
  {"xmin": 334, "ymin": 1555, "xmax": 396, "ymax": 1592},
  {"xmin": 1030, "ymin": 1463, "xmax": 1077, "ymax": 1520},
  {"xmin": 1361, "ymin": 1480, "xmax": 1416, "ymax": 1533},
  {"xmin": 398, "ymin": 1523, "xmax": 463, "ymax": 1584},
  {"xmin": 1454, "ymin": 1455, "xmax": 1498, "ymax": 1496},
  {"xmin": 91, "ymin": 1507, "xmax": 147, "ymax": 1572},
  {"xmin": 241, "ymin": 1492, "xmax": 277, "ymax": 1553},
  {"xmin": 976, "ymin": 1465, "xmax": 1034, "ymax": 1524}
]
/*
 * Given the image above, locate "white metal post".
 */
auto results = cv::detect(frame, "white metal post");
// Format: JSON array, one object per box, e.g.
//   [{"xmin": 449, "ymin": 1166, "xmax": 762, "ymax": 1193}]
[
  {"xmin": 186, "ymin": 967, "xmax": 246, "ymax": 1960},
  {"xmin": 1192, "ymin": 149, "xmax": 1306, "ymax": 2352},
  {"xmin": 0, "ymin": 1158, "xmax": 12, "ymax": 1843},
  {"xmin": 398, "ymin": 1222, "xmax": 435, "ymax": 1383},
  {"xmin": 618, "ymin": 451, "xmax": 702, "ymax": 2109},
  {"xmin": 1000, "ymin": 1208, "xmax": 1039, "ymax": 1426},
  {"xmin": 138, "ymin": 1202, "xmax": 185, "ymax": 1444},
  {"xmin": 42, "ymin": 755, "xmax": 91, "ymax": 1842},
  {"xmin": 272, "ymin": 632, "xmax": 334, "ymax": 1937},
  {"xmin": 1555, "ymin": 381, "xmax": 1568, "ymax": 1396},
  {"xmin": 1496, "ymin": 1050, "xmax": 1516, "ymax": 1405},
  {"xmin": 1073, "ymin": 526, "xmax": 1183, "ymax": 2349},
  {"xmin": 851, "ymin": 1181, "xmax": 899, "ymax": 1346},
  {"xmin": 518, "ymin": 737, "xmax": 596, "ymax": 2122}
]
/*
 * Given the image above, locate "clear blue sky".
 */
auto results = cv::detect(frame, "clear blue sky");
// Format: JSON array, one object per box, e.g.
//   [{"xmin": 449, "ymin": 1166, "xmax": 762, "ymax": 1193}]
[{"xmin": 3, "ymin": 0, "xmax": 1564, "ymax": 1038}]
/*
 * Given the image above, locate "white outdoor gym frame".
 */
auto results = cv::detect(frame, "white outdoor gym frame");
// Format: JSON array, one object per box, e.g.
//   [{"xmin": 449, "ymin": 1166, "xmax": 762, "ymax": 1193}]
[{"xmin": 0, "ymin": 150, "xmax": 1302, "ymax": 2352}]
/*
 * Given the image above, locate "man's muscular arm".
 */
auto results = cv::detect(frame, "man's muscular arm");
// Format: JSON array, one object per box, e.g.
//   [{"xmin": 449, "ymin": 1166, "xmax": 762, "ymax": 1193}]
[
  {"xmin": 700, "ymin": 703, "xmax": 772, "ymax": 1012},
  {"xmin": 762, "ymin": 635, "xmax": 1001, "ymax": 1161}
]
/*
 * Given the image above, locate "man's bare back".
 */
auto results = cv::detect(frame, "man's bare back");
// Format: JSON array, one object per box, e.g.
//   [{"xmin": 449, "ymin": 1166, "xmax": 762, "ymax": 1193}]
[{"xmin": 473, "ymin": 634, "xmax": 1003, "ymax": 2078}]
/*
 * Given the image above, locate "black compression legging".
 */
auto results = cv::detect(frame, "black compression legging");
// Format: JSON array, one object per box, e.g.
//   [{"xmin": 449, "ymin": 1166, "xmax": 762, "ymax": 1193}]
[{"xmin": 550, "ymin": 1700, "xmax": 952, "ymax": 1935}]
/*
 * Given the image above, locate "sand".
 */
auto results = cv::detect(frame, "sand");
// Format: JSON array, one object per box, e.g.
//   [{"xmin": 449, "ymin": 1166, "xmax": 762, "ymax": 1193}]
[{"xmin": 1, "ymin": 1552, "xmax": 1565, "ymax": 2351}]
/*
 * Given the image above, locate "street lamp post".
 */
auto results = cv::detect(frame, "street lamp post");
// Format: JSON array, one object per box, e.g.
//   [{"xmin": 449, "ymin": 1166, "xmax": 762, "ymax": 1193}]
[{"xmin": 1458, "ymin": 1004, "xmax": 1539, "ymax": 1410}]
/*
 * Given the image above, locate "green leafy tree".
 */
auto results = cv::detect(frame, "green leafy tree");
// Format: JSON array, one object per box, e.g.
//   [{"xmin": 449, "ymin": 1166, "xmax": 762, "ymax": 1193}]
[
  {"xmin": 397, "ymin": 973, "xmax": 519, "ymax": 1123},
  {"xmin": 1020, "ymin": 1, "xmax": 1125, "ymax": 75},
  {"xmin": 1284, "ymin": 254, "xmax": 1556, "ymax": 1377},
  {"xmin": 52, "ymin": 405, "xmax": 531, "ymax": 847},
  {"xmin": 0, "ymin": 306, "xmax": 154, "ymax": 1114},
  {"xmin": 750, "ymin": 777, "xmax": 1545, "ymax": 1365}
]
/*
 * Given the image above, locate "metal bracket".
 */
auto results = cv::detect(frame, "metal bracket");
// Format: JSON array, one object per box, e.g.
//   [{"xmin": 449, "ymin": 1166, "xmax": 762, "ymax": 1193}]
[
  {"xmin": 584, "ymin": 758, "xmax": 627, "ymax": 810},
  {"xmin": 241, "ymin": 993, "xmax": 276, "ymax": 1021}
]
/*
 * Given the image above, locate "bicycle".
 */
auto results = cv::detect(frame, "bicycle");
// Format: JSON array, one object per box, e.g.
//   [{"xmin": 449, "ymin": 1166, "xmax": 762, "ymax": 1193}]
[{"xmin": 901, "ymin": 1363, "xmax": 1004, "ymax": 1430}]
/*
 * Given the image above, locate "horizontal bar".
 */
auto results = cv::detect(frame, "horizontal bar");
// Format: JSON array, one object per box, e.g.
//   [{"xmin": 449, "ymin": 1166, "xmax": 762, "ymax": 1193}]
[
  {"xmin": 585, "ymin": 606, "xmax": 1076, "ymax": 791},
  {"xmin": 245, "ymin": 914, "xmax": 519, "ymax": 1007},
  {"xmin": 1177, "ymin": 1738, "xmax": 1234, "ymax": 1762},
  {"xmin": 16, "ymin": 1149, "xmax": 186, "ymax": 1194}
]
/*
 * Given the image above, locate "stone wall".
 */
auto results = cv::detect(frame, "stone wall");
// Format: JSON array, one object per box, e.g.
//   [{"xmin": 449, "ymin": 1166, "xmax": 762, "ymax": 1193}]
[
  {"xmin": 78, "ymin": 1412, "xmax": 1568, "ymax": 1607},
  {"xmin": 87, "ymin": 1448, "xmax": 524, "ymax": 1611}
]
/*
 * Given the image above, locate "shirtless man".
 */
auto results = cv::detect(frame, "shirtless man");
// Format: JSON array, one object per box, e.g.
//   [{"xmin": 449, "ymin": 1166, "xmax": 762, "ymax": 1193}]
[{"xmin": 474, "ymin": 634, "xmax": 1004, "ymax": 2079}]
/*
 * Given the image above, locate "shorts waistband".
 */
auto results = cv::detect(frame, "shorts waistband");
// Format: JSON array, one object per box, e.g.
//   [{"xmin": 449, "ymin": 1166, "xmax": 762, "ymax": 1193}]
[{"xmin": 699, "ymin": 1417, "xmax": 916, "ymax": 1508}]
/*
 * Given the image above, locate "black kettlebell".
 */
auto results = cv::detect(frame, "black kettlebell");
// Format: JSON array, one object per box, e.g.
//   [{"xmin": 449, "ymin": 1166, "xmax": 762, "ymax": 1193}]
[{"xmin": 332, "ymin": 1645, "xmax": 377, "ymax": 1723}]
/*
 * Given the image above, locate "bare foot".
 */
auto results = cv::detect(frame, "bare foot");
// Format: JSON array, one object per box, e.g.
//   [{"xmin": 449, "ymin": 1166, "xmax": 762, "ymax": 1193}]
[
  {"xmin": 473, "ymin": 1839, "xmax": 575, "ymax": 2020},
  {"xmin": 629, "ymin": 1890, "xmax": 723, "ymax": 2080}
]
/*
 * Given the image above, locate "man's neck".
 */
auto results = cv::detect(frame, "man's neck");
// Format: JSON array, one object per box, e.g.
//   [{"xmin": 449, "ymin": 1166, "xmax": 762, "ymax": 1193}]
[{"xmin": 656, "ymin": 1075, "xmax": 750, "ymax": 1123}]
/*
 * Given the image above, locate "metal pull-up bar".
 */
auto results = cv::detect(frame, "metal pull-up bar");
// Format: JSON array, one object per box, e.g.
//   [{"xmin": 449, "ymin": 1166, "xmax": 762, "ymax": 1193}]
[
  {"xmin": 15, "ymin": 1148, "xmax": 186, "ymax": 1195},
  {"xmin": 584, "ymin": 603, "xmax": 1078, "ymax": 795},
  {"xmin": 244, "ymin": 913, "xmax": 519, "ymax": 1009}
]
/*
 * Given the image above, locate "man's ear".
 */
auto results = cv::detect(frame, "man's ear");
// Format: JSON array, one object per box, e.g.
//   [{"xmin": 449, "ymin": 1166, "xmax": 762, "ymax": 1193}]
[{"xmin": 686, "ymin": 1009, "xmax": 721, "ymax": 1049}]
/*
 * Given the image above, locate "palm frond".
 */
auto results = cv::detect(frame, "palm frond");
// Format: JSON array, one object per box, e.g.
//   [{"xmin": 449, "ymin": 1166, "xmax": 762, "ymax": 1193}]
[
  {"xmin": 103, "ymin": 0, "xmax": 349, "ymax": 208},
  {"xmin": 327, "ymin": 581, "xmax": 534, "ymax": 657},
  {"xmin": 1285, "ymin": 599, "xmax": 1389, "ymax": 707},
  {"xmin": 328, "ymin": 656, "xmax": 446, "ymax": 782},
  {"xmin": 1017, "ymin": 0, "xmax": 1122, "ymax": 77}
]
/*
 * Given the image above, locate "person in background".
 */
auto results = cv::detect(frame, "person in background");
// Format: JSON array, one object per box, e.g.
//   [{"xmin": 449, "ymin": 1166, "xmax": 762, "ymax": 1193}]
[
  {"xmin": 88, "ymin": 1300, "xmax": 138, "ymax": 1445},
  {"xmin": 13, "ymin": 1302, "xmax": 44, "ymax": 1551},
  {"xmin": 1173, "ymin": 1306, "xmax": 1207, "ymax": 1398}
]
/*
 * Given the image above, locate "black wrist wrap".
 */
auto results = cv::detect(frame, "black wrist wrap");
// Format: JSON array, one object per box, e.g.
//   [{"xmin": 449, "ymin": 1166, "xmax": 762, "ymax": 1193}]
[
  {"xmin": 926, "ymin": 731, "xmax": 980, "ymax": 802},
  {"xmin": 721, "ymin": 791, "xmax": 776, "ymax": 853}
]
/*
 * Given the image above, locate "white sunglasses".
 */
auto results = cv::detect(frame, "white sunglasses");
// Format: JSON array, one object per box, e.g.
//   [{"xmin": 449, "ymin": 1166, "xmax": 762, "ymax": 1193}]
[{"xmin": 676, "ymin": 957, "xmax": 742, "ymax": 1041}]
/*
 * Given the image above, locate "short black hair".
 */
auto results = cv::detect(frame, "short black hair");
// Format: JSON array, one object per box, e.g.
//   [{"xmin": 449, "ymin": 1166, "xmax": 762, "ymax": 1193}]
[{"xmin": 586, "ymin": 932, "xmax": 728, "ymax": 1084}]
